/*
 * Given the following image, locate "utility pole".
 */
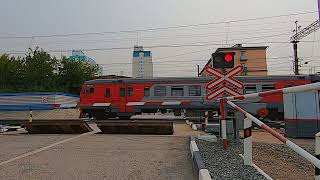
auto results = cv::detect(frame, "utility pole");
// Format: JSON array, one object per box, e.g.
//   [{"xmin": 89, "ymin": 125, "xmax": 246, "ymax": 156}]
[
  {"xmin": 290, "ymin": 18, "xmax": 320, "ymax": 75},
  {"xmin": 197, "ymin": 65, "xmax": 200, "ymax": 77},
  {"xmin": 292, "ymin": 20, "xmax": 301, "ymax": 75}
]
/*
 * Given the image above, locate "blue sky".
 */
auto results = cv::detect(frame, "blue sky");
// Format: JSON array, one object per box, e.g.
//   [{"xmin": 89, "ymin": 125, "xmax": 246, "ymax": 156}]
[{"xmin": 0, "ymin": 0, "xmax": 319, "ymax": 76}]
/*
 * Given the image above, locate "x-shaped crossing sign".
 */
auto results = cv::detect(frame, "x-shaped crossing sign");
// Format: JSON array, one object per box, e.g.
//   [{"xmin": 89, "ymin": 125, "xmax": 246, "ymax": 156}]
[
  {"xmin": 205, "ymin": 65, "xmax": 244, "ymax": 100},
  {"xmin": 206, "ymin": 85, "xmax": 242, "ymax": 101}
]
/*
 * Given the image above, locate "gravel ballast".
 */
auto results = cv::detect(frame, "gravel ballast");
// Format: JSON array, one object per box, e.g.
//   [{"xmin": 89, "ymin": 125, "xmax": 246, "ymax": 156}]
[
  {"xmin": 195, "ymin": 138, "xmax": 267, "ymax": 180},
  {"xmin": 253, "ymin": 142, "xmax": 314, "ymax": 180}
]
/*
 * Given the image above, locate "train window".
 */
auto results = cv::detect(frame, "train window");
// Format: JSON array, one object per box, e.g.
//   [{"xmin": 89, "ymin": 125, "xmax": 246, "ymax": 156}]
[
  {"xmin": 120, "ymin": 88, "xmax": 126, "ymax": 97},
  {"xmin": 128, "ymin": 87, "xmax": 133, "ymax": 97},
  {"xmin": 106, "ymin": 88, "xmax": 111, "ymax": 97},
  {"xmin": 189, "ymin": 85, "xmax": 201, "ymax": 96},
  {"xmin": 89, "ymin": 87, "xmax": 94, "ymax": 94},
  {"xmin": 144, "ymin": 87, "xmax": 150, "ymax": 97},
  {"xmin": 240, "ymin": 51, "xmax": 248, "ymax": 61},
  {"xmin": 84, "ymin": 85, "xmax": 94, "ymax": 94},
  {"xmin": 171, "ymin": 86, "xmax": 184, "ymax": 96},
  {"xmin": 85, "ymin": 88, "xmax": 90, "ymax": 94},
  {"xmin": 262, "ymin": 84, "xmax": 275, "ymax": 91},
  {"xmin": 154, "ymin": 86, "xmax": 166, "ymax": 96},
  {"xmin": 245, "ymin": 85, "xmax": 256, "ymax": 94}
]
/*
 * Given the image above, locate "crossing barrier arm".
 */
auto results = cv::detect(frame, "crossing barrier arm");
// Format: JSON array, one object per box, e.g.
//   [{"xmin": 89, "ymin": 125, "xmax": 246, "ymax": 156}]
[
  {"xmin": 227, "ymin": 100, "xmax": 320, "ymax": 170},
  {"xmin": 225, "ymin": 82, "xmax": 320, "ymax": 101}
]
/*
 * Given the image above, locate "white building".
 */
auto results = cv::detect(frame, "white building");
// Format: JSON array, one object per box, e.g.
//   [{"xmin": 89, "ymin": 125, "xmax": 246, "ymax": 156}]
[{"xmin": 132, "ymin": 46, "xmax": 153, "ymax": 78}]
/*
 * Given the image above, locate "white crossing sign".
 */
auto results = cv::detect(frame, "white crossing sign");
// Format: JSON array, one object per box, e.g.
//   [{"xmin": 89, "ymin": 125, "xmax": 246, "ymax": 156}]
[{"xmin": 205, "ymin": 65, "xmax": 244, "ymax": 100}]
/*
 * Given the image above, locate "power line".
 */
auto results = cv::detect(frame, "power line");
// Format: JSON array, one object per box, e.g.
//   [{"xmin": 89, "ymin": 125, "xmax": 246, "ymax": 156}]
[
  {"xmin": 0, "ymin": 10, "xmax": 317, "ymax": 39},
  {"xmin": 17, "ymin": 27, "xmax": 292, "ymax": 46},
  {"xmin": 0, "ymin": 38, "xmax": 297, "ymax": 54},
  {"xmin": 99, "ymin": 56, "xmax": 295, "ymax": 69},
  {"xmin": 2, "ymin": 27, "xmax": 318, "ymax": 55}
]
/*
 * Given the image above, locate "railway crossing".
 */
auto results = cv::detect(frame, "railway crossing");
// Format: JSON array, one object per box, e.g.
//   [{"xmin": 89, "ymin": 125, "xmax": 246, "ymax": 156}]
[{"xmin": 205, "ymin": 65, "xmax": 244, "ymax": 100}]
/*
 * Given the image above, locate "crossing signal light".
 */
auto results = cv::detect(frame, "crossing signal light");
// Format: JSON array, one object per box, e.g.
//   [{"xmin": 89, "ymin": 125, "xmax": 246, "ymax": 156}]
[{"xmin": 212, "ymin": 52, "xmax": 235, "ymax": 69}]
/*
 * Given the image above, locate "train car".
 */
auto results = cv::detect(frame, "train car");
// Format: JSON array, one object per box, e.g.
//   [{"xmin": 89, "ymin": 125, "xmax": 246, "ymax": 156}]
[{"xmin": 79, "ymin": 75, "xmax": 320, "ymax": 121}]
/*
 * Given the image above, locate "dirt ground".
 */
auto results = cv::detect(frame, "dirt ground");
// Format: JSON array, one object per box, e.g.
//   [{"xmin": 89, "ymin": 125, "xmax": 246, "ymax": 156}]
[
  {"xmin": 0, "ymin": 109, "xmax": 80, "ymax": 120},
  {"xmin": 249, "ymin": 129, "xmax": 315, "ymax": 180},
  {"xmin": 173, "ymin": 121, "xmax": 204, "ymax": 136}
]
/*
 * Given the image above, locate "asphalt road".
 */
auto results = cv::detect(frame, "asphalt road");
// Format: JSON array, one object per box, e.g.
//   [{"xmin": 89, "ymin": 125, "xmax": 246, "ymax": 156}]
[
  {"xmin": 0, "ymin": 122, "xmax": 197, "ymax": 180},
  {"xmin": 0, "ymin": 134, "xmax": 76, "ymax": 162}
]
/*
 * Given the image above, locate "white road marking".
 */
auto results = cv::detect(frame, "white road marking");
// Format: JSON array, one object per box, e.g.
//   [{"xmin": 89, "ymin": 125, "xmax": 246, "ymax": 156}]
[{"xmin": 0, "ymin": 131, "xmax": 97, "ymax": 166}]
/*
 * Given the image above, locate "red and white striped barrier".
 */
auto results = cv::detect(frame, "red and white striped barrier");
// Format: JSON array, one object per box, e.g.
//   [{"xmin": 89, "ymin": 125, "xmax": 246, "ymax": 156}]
[
  {"xmin": 227, "ymin": 100, "xmax": 320, "ymax": 170},
  {"xmin": 225, "ymin": 82, "xmax": 320, "ymax": 101}
]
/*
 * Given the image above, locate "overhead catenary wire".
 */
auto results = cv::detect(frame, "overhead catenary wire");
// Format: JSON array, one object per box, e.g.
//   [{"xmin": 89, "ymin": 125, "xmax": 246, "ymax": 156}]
[
  {"xmin": 0, "ymin": 39, "xmax": 309, "ymax": 55},
  {"xmin": 2, "ymin": 31, "xmax": 319, "ymax": 55},
  {"xmin": 99, "ymin": 56, "xmax": 294, "ymax": 66},
  {"xmin": 12, "ymin": 27, "xmax": 292, "ymax": 47},
  {"xmin": 0, "ymin": 10, "xmax": 317, "ymax": 40}
]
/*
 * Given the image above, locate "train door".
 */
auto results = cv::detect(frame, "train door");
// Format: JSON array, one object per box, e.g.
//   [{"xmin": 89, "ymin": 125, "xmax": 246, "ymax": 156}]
[
  {"xmin": 295, "ymin": 92, "xmax": 318, "ymax": 136},
  {"xmin": 117, "ymin": 84, "xmax": 135, "ymax": 116},
  {"xmin": 118, "ymin": 84, "xmax": 127, "ymax": 112},
  {"xmin": 104, "ymin": 85, "xmax": 112, "ymax": 104}
]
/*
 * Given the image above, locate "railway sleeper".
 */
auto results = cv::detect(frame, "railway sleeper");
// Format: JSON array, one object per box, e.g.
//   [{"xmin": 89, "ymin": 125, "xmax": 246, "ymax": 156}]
[
  {"xmin": 23, "ymin": 120, "xmax": 93, "ymax": 134},
  {"xmin": 96, "ymin": 120, "xmax": 174, "ymax": 135}
]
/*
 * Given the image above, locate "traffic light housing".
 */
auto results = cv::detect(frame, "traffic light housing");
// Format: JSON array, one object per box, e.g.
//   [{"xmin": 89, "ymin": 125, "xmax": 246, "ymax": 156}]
[{"xmin": 212, "ymin": 52, "xmax": 235, "ymax": 69}]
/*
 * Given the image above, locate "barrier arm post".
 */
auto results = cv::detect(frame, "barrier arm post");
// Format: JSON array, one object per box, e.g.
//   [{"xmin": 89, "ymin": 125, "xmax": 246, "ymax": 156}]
[
  {"xmin": 243, "ymin": 117, "xmax": 252, "ymax": 166},
  {"xmin": 227, "ymin": 100, "xmax": 320, "ymax": 170},
  {"xmin": 29, "ymin": 106, "xmax": 33, "ymax": 123},
  {"xmin": 220, "ymin": 98, "xmax": 228, "ymax": 150},
  {"xmin": 204, "ymin": 111, "xmax": 208, "ymax": 129}
]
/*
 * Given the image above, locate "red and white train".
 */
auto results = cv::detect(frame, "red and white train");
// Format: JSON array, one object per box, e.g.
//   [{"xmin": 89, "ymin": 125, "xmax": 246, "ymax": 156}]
[{"xmin": 79, "ymin": 75, "xmax": 320, "ymax": 120}]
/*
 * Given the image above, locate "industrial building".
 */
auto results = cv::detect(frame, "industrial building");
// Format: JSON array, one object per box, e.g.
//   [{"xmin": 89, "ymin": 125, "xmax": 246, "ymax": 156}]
[{"xmin": 200, "ymin": 44, "xmax": 268, "ymax": 76}]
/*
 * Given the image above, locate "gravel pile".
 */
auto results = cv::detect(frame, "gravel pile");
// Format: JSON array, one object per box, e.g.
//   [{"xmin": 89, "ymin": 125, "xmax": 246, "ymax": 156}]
[{"xmin": 195, "ymin": 138, "xmax": 267, "ymax": 180}]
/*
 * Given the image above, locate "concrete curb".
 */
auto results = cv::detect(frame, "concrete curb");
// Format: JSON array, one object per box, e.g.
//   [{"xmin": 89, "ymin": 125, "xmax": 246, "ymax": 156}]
[{"xmin": 190, "ymin": 136, "xmax": 212, "ymax": 180}]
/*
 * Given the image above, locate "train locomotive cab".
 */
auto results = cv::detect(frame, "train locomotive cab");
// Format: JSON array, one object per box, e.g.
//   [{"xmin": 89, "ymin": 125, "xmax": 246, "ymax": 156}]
[{"xmin": 80, "ymin": 80, "xmax": 150, "ymax": 120}]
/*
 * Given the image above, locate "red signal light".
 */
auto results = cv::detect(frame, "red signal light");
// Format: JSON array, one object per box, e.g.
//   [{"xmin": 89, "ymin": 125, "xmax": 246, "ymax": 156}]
[{"xmin": 225, "ymin": 53, "xmax": 233, "ymax": 62}]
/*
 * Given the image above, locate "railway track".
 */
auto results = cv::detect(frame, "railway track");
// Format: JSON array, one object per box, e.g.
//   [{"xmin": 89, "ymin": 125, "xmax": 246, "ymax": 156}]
[
  {"xmin": 0, "ymin": 119, "xmax": 92, "ymax": 134},
  {"xmin": 95, "ymin": 119, "xmax": 174, "ymax": 135},
  {"xmin": 0, "ymin": 118, "xmax": 174, "ymax": 135}
]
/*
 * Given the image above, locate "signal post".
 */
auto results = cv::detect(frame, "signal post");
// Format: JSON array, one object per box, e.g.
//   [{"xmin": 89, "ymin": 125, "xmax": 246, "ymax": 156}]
[{"xmin": 205, "ymin": 52, "xmax": 244, "ymax": 150}]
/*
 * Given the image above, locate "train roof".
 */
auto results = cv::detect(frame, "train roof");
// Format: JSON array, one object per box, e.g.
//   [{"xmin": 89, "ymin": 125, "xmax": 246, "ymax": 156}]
[{"xmin": 84, "ymin": 75, "xmax": 319, "ymax": 85}]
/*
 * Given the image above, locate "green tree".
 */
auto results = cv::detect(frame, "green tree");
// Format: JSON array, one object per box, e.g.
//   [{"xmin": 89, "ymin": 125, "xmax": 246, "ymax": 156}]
[
  {"xmin": 0, "ymin": 48, "xmax": 99, "ymax": 94},
  {"xmin": 59, "ymin": 56, "xmax": 99, "ymax": 93},
  {"xmin": 0, "ymin": 54, "xmax": 24, "ymax": 92},
  {"xmin": 23, "ymin": 48, "xmax": 57, "ymax": 91}
]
